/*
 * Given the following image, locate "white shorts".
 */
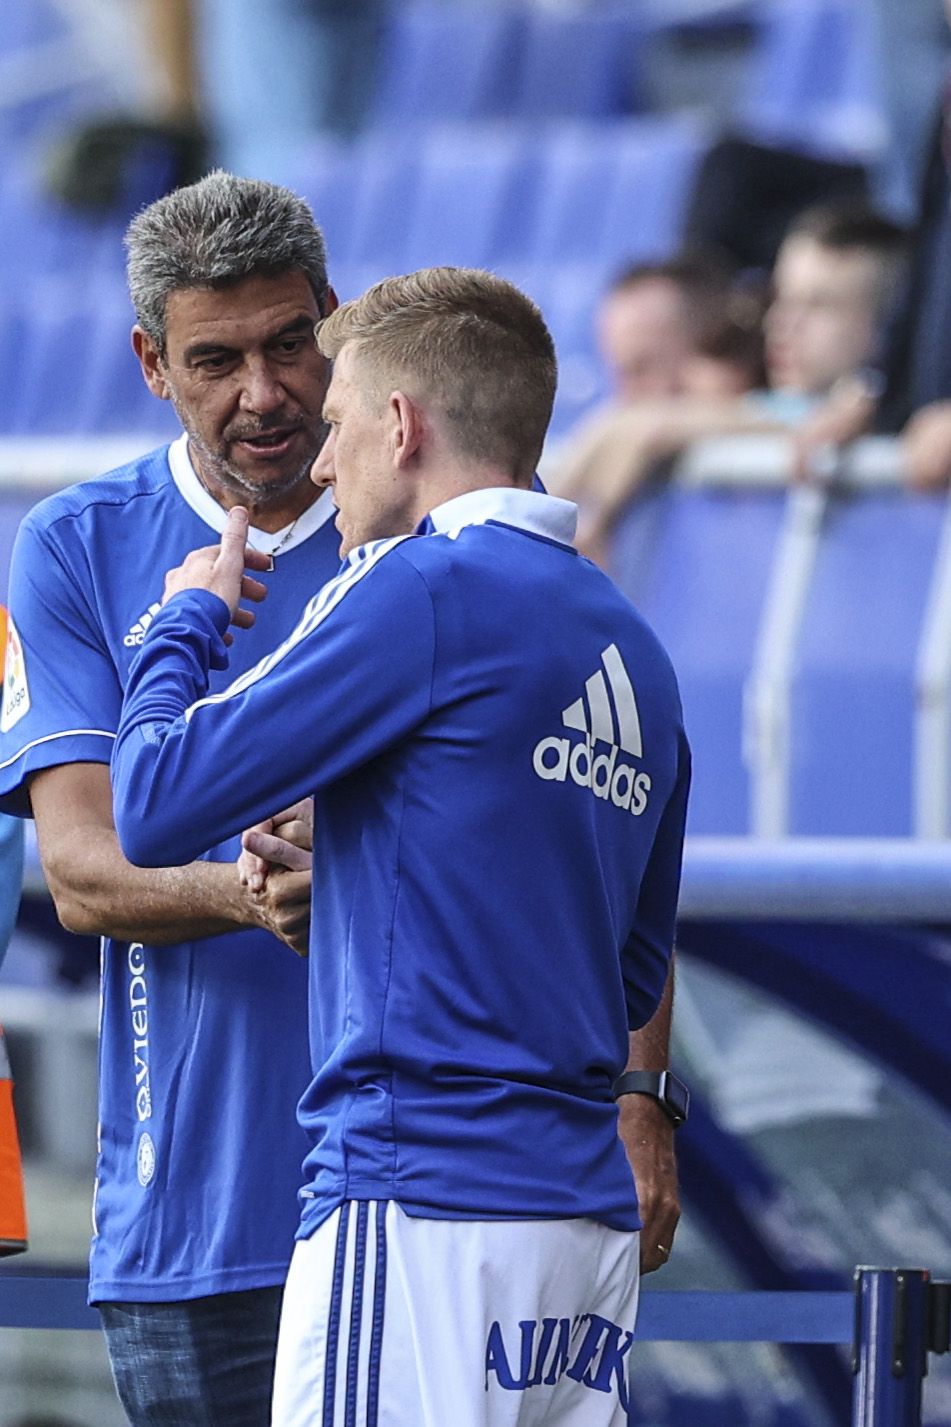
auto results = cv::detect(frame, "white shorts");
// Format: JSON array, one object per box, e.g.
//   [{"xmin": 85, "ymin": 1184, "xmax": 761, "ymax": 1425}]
[{"xmin": 272, "ymin": 1200, "xmax": 639, "ymax": 1427}]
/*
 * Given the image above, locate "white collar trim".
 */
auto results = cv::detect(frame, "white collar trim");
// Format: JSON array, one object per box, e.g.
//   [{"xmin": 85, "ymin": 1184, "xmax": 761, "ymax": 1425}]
[
  {"xmin": 425, "ymin": 486, "xmax": 578, "ymax": 546},
  {"xmin": 167, "ymin": 433, "xmax": 336, "ymax": 555}
]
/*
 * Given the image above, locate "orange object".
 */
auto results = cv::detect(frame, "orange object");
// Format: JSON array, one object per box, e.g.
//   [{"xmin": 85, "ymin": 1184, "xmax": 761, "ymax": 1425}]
[{"xmin": 0, "ymin": 1026, "xmax": 27, "ymax": 1256}]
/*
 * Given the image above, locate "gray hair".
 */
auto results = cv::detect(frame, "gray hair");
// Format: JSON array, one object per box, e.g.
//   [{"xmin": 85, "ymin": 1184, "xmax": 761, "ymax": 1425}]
[{"xmin": 125, "ymin": 170, "xmax": 329, "ymax": 356}]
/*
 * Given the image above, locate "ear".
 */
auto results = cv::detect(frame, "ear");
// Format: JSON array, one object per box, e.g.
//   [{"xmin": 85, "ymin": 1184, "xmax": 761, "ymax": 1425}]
[
  {"xmin": 389, "ymin": 390, "xmax": 425, "ymax": 468},
  {"xmin": 132, "ymin": 325, "xmax": 171, "ymax": 401},
  {"xmin": 321, "ymin": 286, "xmax": 340, "ymax": 318}
]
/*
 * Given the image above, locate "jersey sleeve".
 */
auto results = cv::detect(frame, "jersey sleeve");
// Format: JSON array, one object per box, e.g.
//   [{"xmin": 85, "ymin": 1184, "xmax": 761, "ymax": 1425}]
[
  {"xmin": 0, "ymin": 516, "xmax": 121, "ymax": 815},
  {"xmin": 622, "ymin": 727, "xmax": 691, "ymax": 1030},
  {"xmin": 112, "ymin": 539, "xmax": 436, "ymax": 868}
]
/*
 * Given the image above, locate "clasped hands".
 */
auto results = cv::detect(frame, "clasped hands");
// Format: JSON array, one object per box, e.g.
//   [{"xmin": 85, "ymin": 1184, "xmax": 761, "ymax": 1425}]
[{"xmin": 237, "ymin": 798, "xmax": 314, "ymax": 958}]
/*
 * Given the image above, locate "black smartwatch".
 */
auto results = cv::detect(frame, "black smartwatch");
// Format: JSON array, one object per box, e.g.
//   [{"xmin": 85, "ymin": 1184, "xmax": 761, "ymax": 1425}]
[{"xmin": 612, "ymin": 1070, "xmax": 689, "ymax": 1127}]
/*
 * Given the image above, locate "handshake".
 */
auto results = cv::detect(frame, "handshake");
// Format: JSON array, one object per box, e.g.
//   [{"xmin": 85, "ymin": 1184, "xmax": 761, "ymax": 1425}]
[{"xmin": 237, "ymin": 798, "xmax": 313, "ymax": 958}]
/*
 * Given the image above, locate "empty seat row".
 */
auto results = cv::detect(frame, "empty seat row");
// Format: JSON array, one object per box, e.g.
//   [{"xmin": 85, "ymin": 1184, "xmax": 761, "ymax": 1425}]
[
  {"xmin": 0, "ymin": 256, "xmax": 611, "ymax": 440},
  {"xmin": 611, "ymin": 479, "xmax": 948, "ymax": 837},
  {"xmin": 0, "ymin": 281, "xmax": 179, "ymax": 439},
  {"xmin": 1, "ymin": 114, "xmax": 706, "ymax": 286},
  {"xmin": 372, "ymin": 5, "xmax": 647, "ymax": 125},
  {"xmin": 291, "ymin": 115, "xmax": 706, "ymax": 275},
  {"xmin": 370, "ymin": 0, "xmax": 884, "ymax": 163}
]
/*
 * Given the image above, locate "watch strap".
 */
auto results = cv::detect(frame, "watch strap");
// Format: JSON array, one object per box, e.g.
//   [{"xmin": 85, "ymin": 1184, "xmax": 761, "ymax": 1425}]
[{"xmin": 612, "ymin": 1069, "xmax": 689, "ymax": 1126}]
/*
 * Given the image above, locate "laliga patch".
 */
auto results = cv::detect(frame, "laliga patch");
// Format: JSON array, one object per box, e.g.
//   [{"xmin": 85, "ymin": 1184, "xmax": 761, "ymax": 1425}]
[{"xmin": 0, "ymin": 607, "xmax": 31, "ymax": 733}]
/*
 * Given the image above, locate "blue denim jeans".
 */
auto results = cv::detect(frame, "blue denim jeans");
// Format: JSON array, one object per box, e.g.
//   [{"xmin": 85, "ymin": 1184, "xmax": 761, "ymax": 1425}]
[{"xmin": 99, "ymin": 1286, "xmax": 283, "ymax": 1426}]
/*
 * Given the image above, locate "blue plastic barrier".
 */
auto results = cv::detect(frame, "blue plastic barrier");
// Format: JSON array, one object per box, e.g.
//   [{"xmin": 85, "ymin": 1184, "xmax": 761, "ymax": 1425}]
[
  {"xmin": 2, "ymin": 1271, "xmax": 947, "ymax": 1425},
  {"xmin": 0, "ymin": 1275, "xmax": 852, "ymax": 1338}
]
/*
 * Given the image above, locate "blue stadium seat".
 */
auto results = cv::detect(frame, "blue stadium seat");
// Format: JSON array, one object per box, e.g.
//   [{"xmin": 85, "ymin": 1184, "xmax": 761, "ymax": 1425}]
[
  {"xmin": 80, "ymin": 286, "xmax": 178, "ymax": 437},
  {"xmin": 740, "ymin": 0, "xmax": 886, "ymax": 160},
  {"xmin": 610, "ymin": 485, "xmax": 790, "ymax": 835},
  {"xmin": 523, "ymin": 119, "xmax": 708, "ymax": 269},
  {"xmin": 327, "ymin": 263, "xmax": 391, "ymax": 308},
  {"xmin": 280, "ymin": 136, "xmax": 358, "ymax": 271},
  {"xmin": 597, "ymin": 118, "xmax": 708, "ymax": 266},
  {"xmin": 2, "ymin": 0, "xmax": 68, "ymax": 54},
  {"xmin": 515, "ymin": 262, "xmax": 610, "ymax": 439},
  {"xmin": 0, "ymin": 159, "xmax": 125, "ymax": 287},
  {"xmin": 4, "ymin": 283, "xmax": 92, "ymax": 436},
  {"xmin": 521, "ymin": 125, "xmax": 629, "ymax": 267},
  {"xmin": 0, "ymin": 491, "xmax": 41, "ymax": 593},
  {"xmin": 336, "ymin": 131, "xmax": 423, "ymax": 270},
  {"xmin": 372, "ymin": 4, "xmax": 522, "ymax": 124},
  {"xmin": 0, "ymin": 0, "xmax": 111, "ymax": 145},
  {"xmin": 397, "ymin": 125, "xmax": 538, "ymax": 273},
  {"xmin": 514, "ymin": 11, "xmax": 644, "ymax": 120},
  {"xmin": 787, "ymin": 491, "xmax": 946, "ymax": 836},
  {"xmin": 1, "ymin": 275, "xmax": 173, "ymax": 438},
  {"xmin": 0, "ymin": 299, "xmax": 30, "ymax": 436}
]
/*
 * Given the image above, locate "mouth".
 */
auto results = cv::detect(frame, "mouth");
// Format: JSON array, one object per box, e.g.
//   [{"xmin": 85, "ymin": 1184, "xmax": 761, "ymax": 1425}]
[{"xmin": 232, "ymin": 427, "xmax": 301, "ymax": 460}]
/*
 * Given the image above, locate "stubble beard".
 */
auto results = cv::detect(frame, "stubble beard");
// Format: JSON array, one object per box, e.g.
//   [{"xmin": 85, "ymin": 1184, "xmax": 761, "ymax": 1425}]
[{"xmin": 166, "ymin": 381, "xmax": 327, "ymax": 511}]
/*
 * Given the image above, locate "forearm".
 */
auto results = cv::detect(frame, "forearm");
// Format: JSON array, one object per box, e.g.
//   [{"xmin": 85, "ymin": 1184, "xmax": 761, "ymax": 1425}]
[
  {"xmin": 617, "ymin": 958, "xmax": 675, "ymax": 1150},
  {"xmin": 39, "ymin": 822, "xmax": 253, "ymax": 943},
  {"xmin": 626, "ymin": 955, "xmax": 674, "ymax": 1071},
  {"xmin": 617, "ymin": 958, "xmax": 680, "ymax": 1272}
]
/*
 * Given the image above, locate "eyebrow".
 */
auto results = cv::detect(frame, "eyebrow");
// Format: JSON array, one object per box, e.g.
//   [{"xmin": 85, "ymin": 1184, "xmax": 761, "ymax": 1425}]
[{"xmin": 182, "ymin": 315, "xmax": 316, "ymax": 365}]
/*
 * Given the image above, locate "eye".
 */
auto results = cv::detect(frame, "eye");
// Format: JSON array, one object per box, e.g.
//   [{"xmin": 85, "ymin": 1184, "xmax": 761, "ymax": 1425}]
[
  {"xmin": 195, "ymin": 353, "xmax": 235, "ymax": 374},
  {"xmin": 274, "ymin": 335, "xmax": 309, "ymax": 357}
]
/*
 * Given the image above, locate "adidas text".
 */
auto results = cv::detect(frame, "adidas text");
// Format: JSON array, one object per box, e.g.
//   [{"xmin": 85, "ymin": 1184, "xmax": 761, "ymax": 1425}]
[
  {"xmin": 532, "ymin": 642, "xmax": 650, "ymax": 814},
  {"xmin": 533, "ymin": 736, "xmax": 651, "ymax": 814},
  {"xmin": 124, "ymin": 603, "xmax": 162, "ymax": 647}
]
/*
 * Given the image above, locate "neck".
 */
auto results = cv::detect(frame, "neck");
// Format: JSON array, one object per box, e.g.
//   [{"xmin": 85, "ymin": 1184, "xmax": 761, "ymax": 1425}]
[{"xmin": 412, "ymin": 467, "xmax": 522, "ymax": 528}]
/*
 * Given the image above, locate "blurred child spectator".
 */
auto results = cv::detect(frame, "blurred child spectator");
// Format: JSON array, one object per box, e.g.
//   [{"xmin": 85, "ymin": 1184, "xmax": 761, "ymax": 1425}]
[
  {"xmin": 764, "ymin": 205, "xmax": 907, "ymax": 403},
  {"xmin": 551, "ymin": 205, "xmax": 907, "ymax": 563}
]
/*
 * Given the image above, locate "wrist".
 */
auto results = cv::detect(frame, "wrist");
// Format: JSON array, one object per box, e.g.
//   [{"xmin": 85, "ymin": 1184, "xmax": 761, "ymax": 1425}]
[{"xmin": 613, "ymin": 1069, "xmax": 689, "ymax": 1127}]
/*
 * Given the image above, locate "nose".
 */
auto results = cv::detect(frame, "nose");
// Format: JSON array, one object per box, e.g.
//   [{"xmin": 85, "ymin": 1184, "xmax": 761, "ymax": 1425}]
[
  {"xmin": 239, "ymin": 357, "xmax": 286, "ymax": 415},
  {"xmin": 310, "ymin": 426, "xmax": 336, "ymax": 488}
]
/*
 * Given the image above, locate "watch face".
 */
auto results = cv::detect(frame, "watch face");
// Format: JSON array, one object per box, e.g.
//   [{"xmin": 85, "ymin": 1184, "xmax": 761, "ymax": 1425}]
[{"xmin": 662, "ymin": 1072, "xmax": 689, "ymax": 1124}]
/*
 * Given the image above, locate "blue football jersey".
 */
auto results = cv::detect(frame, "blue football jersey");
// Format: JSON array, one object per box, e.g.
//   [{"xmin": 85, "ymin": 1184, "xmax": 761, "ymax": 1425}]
[
  {"xmin": 112, "ymin": 487, "xmax": 690, "ymax": 1237},
  {"xmin": 0, "ymin": 435, "xmax": 343, "ymax": 1301}
]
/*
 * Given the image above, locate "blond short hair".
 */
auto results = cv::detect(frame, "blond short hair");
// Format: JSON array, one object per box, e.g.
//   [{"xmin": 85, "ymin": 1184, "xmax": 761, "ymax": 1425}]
[{"xmin": 317, "ymin": 267, "xmax": 557, "ymax": 483}]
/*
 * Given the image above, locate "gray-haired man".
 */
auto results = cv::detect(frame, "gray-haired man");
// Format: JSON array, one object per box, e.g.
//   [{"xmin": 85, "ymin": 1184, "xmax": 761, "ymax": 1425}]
[{"xmin": 0, "ymin": 172, "xmax": 342, "ymax": 1425}]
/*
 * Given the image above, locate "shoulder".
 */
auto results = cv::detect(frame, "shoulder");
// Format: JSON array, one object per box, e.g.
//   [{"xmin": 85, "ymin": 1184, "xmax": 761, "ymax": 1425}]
[{"xmin": 20, "ymin": 446, "xmax": 174, "ymax": 544}]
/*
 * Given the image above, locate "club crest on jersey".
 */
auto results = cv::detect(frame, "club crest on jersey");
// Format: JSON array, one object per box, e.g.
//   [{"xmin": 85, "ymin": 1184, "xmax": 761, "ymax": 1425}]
[
  {"xmin": 137, "ymin": 1131, "xmax": 156, "ymax": 1188},
  {"xmin": 0, "ymin": 606, "xmax": 30, "ymax": 733},
  {"xmin": 532, "ymin": 644, "xmax": 651, "ymax": 816}
]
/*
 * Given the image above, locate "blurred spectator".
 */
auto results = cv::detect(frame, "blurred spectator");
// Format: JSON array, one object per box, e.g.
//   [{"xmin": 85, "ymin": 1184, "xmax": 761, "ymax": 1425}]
[
  {"xmin": 682, "ymin": 287, "xmax": 769, "ymax": 399},
  {"xmin": 684, "ymin": 135, "xmax": 870, "ymax": 273},
  {"xmin": 764, "ymin": 205, "xmax": 907, "ymax": 401},
  {"xmin": 794, "ymin": 0, "xmax": 951, "ymax": 488},
  {"xmin": 47, "ymin": 0, "xmax": 206, "ymax": 213},
  {"xmin": 551, "ymin": 205, "xmax": 907, "ymax": 562},
  {"xmin": 197, "ymin": 0, "xmax": 386, "ymax": 175},
  {"xmin": 596, "ymin": 256, "xmax": 733, "ymax": 402}
]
